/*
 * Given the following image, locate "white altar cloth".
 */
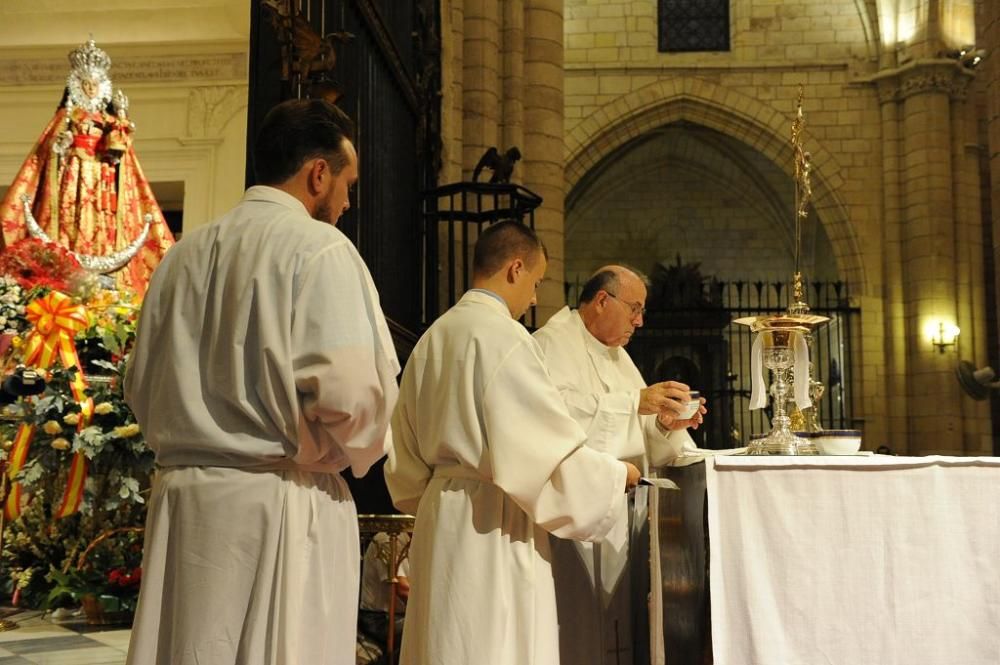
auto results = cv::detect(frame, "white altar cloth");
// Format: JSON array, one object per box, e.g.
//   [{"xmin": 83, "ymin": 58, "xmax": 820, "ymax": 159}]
[{"xmin": 706, "ymin": 455, "xmax": 1000, "ymax": 665}]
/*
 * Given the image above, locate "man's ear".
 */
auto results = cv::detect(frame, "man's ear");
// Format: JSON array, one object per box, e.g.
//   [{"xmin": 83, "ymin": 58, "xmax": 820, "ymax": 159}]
[
  {"xmin": 306, "ymin": 158, "xmax": 329, "ymax": 196},
  {"xmin": 506, "ymin": 258, "xmax": 524, "ymax": 284}
]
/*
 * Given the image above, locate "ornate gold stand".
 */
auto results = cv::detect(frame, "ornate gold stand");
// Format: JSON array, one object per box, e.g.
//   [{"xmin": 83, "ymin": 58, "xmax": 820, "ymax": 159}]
[{"xmin": 358, "ymin": 514, "xmax": 415, "ymax": 663}]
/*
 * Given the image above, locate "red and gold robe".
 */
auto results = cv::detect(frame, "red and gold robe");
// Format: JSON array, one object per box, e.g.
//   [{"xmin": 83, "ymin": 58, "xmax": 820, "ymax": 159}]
[{"xmin": 0, "ymin": 105, "xmax": 174, "ymax": 296}]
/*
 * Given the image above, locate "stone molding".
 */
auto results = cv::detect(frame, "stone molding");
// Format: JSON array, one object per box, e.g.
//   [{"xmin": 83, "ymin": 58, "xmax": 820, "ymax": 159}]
[
  {"xmin": 871, "ymin": 59, "xmax": 975, "ymax": 104},
  {"xmin": 0, "ymin": 52, "xmax": 247, "ymax": 86}
]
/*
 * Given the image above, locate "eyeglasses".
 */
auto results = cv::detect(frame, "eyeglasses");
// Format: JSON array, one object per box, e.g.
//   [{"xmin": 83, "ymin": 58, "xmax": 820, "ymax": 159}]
[{"xmin": 605, "ymin": 291, "xmax": 646, "ymax": 318}]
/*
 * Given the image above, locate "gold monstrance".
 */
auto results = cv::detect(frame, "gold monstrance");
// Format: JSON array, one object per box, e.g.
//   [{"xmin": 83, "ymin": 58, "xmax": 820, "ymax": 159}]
[{"xmin": 735, "ymin": 86, "xmax": 829, "ymax": 455}]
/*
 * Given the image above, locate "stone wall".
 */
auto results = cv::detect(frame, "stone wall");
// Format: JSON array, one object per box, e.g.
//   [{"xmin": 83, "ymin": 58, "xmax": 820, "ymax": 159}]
[
  {"xmin": 557, "ymin": 0, "xmax": 992, "ymax": 454},
  {"xmin": 439, "ymin": 0, "xmax": 567, "ymax": 322}
]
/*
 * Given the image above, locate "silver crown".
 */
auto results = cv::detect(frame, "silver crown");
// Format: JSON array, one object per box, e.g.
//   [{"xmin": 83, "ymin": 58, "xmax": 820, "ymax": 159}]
[{"xmin": 68, "ymin": 39, "xmax": 112, "ymax": 75}]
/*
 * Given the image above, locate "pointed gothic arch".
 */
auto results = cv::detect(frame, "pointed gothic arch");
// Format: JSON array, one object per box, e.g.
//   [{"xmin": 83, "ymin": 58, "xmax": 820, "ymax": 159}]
[{"xmin": 564, "ymin": 78, "xmax": 867, "ymax": 295}]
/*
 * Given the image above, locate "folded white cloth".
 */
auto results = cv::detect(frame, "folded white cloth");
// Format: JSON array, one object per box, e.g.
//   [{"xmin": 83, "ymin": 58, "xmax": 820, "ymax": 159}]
[
  {"xmin": 749, "ymin": 332, "xmax": 811, "ymax": 411},
  {"xmin": 707, "ymin": 455, "xmax": 1000, "ymax": 665}
]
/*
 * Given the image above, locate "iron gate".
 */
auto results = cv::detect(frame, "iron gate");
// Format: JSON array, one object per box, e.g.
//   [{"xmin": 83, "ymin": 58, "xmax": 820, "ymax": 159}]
[{"xmin": 566, "ymin": 279, "xmax": 861, "ymax": 449}]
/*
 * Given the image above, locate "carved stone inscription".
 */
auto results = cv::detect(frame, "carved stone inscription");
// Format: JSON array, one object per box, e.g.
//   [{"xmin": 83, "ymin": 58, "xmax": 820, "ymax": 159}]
[{"xmin": 0, "ymin": 53, "xmax": 247, "ymax": 85}]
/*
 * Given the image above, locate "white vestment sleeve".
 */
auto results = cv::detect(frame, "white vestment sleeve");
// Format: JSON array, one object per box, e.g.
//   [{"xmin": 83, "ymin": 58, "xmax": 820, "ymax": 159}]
[
  {"xmin": 291, "ymin": 243, "xmax": 399, "ymax": 477},
  {"xmin": 484, "ymin": 342, "xmax": 626, "ymax": 542},
  {"xmin": 642, "ymin": 416, "xmax": 695, "ymax": 468},
  {"xmin": 385, "ymin": 391, "xmax": 430, "ymax": 515}
]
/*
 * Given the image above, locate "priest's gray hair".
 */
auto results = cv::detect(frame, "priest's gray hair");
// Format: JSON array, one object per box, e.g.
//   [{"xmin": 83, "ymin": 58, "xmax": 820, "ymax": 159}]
[
  {"xmin": 473, "ymin": 220, "xmax": 547, "ymax": 277},
  {"xmin": 578, "ymin": 265, "xmax": 650, "ymax": 306},
  {"xmin": 579, "ymin": 270, "xmax": 619, "ymax": 305}
]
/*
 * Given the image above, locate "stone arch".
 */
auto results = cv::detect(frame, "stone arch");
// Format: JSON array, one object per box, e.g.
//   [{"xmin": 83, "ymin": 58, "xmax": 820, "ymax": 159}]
[{"xmin": 565, "ymin": 78, "xmax": 867, "ymax": 295}]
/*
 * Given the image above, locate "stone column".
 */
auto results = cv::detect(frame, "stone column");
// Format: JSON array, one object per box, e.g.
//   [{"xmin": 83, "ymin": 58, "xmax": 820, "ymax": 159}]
[
  {"xmin": 880, "ymin": 61, "xmax": 980, "ymax": 454},
  {"xmin": 951, "ymin": 79, "xmax": 992, "ymax": 453},
  {"xmin": 462, "ymin": 0, "xmax": 500, "ymax": 178},
  {"xmin": 876, "ymin": 78, "xmax": 910, "ymax": 450},
  {"xmin": 522, "ymin": 0, "xmax": 566, "ymax": 321},
  {"xmin": 982, "ymin": 0, "xmax": 1000, "ymax": 454},
  {"xmin": 440, "ymin": 0, "xmax": 465, "ymax": 184},
  {"xmin": 500, "ymin": 0, "xmax": 524, "ymax": 158}
]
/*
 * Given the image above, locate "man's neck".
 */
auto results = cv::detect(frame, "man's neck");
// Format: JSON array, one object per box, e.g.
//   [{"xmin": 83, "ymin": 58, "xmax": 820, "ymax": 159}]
[
  {"xmin": 268, "ymin": 181, "xmax": 315, "ymax": 217},
  {"xmin": 471, "ymin": 279, "xmax": 513, "ymax": 317}
]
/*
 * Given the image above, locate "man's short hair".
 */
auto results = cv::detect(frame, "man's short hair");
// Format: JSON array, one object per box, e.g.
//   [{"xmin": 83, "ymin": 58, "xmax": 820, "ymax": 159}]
[
  {"xmin": 473, "ymin": 221, "xmax": 547, "ymax": 278},
  {"xmin": 578, "ymin": 270, "xmax": 620, "ymax": 305},
  {"xmin": 253, "ymin": 99, "xmax": 356, "ymax": 185}
]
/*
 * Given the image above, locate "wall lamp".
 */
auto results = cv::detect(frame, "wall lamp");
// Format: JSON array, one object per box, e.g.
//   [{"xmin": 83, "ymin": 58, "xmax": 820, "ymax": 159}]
[{"xmin": 927, "ymin": 320, "xmax": 961, "ymax": 354}]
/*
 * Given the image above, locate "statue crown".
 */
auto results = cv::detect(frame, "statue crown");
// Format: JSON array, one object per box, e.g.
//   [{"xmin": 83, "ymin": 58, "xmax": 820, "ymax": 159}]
[{"xmin": 68, "ymin": 39, "xmax": 112, "ymax": 75}]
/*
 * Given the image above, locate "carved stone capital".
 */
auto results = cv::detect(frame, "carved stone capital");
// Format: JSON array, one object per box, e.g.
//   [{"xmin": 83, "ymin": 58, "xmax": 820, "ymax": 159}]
[
  {"xmin": 186, "ymin": 85, "xmax": 247, "ymax": 138},
  {"xmin": 873, "ymin": 60, "xmax": 975, "ymax": 104}
]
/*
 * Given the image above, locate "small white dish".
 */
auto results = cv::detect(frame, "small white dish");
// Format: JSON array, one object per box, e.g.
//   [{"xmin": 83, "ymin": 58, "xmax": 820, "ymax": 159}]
[
  {"xmin": 814, "ymin": 429, "xmax": 862, "ymax": 455},
  {"xmin": 677, "ymin": 390, "xmax": 701, "ymax": 420}
]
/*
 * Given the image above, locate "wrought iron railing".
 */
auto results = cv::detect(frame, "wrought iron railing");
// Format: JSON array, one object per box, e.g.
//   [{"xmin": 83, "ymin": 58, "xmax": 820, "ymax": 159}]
[
  {"xmin": 564, "ymin": 279, "xmax": 860, "ymax": 449},
  {"xmin": 422, "ymin": 181, "xmax": 542, "ymax": 327}
]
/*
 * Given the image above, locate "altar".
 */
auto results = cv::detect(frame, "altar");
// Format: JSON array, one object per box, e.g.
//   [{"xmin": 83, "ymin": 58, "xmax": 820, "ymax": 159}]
[{"xmin": 658, "ymin": 455, "xmax": 1000, "ymax": 665}]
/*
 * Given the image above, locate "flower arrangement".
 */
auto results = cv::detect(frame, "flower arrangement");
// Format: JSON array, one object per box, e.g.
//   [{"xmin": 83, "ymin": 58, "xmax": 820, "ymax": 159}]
[
  {"xmin": 0, "ymin": 238, "xmax": 150, "ymax": 614},
  {"xmin": 46, "ymin": 526, "xmax": 145, "ymax": 622},
  {"xmin": 0, "ymin": 276, "xmax": 27, "ymax": 335},
  {"xmin": 0, "ymin": 238, "xmax": 90, "ymax": 294}
]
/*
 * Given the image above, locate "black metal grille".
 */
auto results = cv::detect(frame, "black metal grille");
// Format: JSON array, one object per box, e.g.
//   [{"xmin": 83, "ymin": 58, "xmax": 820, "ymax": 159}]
[
  {"xmin": 248, "ymin": 0, "xmax": 440, "ymax": 513},
  {"xmin": 247, "ymin": 0, "xmax": 440, "ymax": 339},
  {"xmin": 422, "ymin": 182, "xmax": 542, "ymax": 327},
  {"xmin": 565, "ymin": 279, "xmax": 860, "ymax": 450},
  {"xmin": 658, "ymin": 0, "xmax": 731, "ymax": 52}
]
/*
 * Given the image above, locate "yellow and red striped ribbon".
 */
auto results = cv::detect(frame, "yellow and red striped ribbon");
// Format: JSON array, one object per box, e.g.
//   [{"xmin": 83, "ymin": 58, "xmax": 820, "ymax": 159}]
[
  {"xmin": 22, "ymin": 291, "xmax": 89, "ymax": 372},
  {"xmin": 4, "ymin": 424, "xmax": 36, "ymax": 520},
  {"xmin": 54, "ymin": 397, "xmax": 93, "ymax": 519},
  {"xmin": 5, "ymin": 291, "xmax": 91, "ymax": 520}
]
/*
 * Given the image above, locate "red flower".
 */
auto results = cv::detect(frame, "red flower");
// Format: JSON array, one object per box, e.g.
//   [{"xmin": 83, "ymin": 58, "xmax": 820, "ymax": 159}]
[
  {"xmin": 0, "ymin": 238, "xmax": 85, "ymax": 292},
  {"xmin": 107, "ymin": 565, "xmax": 142, "ymax": 588}
]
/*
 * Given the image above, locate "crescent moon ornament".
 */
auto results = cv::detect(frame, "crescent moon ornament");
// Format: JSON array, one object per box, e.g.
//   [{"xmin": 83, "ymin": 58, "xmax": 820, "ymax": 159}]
[{"xmin": 20, "ymin": 194, "xmax": 151, "ymax": 274}]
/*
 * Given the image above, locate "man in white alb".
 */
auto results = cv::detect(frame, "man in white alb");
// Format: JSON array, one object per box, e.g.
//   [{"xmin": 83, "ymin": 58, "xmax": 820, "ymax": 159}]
[
  {"xmin": 386, "ymin": 222, "xmax": 641, "ymax": 665},
  {"xmin": 124, "ymin": 99, "xmax": 399, "ymax": 665},
  {"xmin": 534, "ymin": 265, "xmax": 707, "ymax": 665}
]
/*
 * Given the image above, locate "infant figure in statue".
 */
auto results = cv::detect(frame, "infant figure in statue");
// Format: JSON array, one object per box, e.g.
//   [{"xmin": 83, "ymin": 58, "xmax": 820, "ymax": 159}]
[{"xmin": 0, "ymin": 39, "xmax": 174, "ymax": 295}]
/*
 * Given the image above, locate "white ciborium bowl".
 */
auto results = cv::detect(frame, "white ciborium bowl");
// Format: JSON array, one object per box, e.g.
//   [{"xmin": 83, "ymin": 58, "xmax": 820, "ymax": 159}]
[{"xmin": 814, "ymin": 429, "xmax": 862, "ymax": 455}]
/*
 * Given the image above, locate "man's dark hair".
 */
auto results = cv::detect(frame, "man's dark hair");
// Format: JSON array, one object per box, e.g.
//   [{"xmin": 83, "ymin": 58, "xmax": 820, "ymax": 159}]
[
  {"xmin": 473, "ymin": 221, "xmax": 547, "ymax": 277},
  {"xmin": 578, "ymin": 270, "xmax": 620, "ymax": 305},
  {"xmin": 253, "ymin": 99, "xmax": 356, "ymax": 185}
]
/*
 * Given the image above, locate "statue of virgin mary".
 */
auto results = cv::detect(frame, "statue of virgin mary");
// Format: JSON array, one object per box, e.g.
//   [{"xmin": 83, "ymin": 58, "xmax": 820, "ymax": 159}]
[{"xmin": 0, "ymin": 39, "xmax": 174, "ymax": 295}]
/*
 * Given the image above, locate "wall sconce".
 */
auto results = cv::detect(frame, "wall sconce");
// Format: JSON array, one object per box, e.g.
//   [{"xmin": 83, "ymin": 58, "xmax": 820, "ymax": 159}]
[{"xmin": 926, "ymin": 320, "xmax": 960, "ymax": 353}]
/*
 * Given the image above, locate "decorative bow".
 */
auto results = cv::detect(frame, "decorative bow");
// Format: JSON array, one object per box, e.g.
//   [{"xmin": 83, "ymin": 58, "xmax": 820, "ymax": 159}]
[{"xmin": 6, "ymin": 291, "xmax": 93, "ymax": 520}]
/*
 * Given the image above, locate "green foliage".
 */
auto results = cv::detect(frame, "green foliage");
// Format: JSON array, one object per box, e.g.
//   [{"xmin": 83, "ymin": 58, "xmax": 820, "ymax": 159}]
[{"xmin": 0, "ymin": 290, "xmax": 150, "ymax": 610}]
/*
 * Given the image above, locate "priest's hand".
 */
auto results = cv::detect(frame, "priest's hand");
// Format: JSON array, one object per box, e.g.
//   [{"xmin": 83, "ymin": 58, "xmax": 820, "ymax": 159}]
[
  {"xmin": 657, "ymin": 396, "xmax": 708, "ymax": 431},
  {"xmin": 623, "ymin": 461, "xmax": 641, "ymax": 491},
  {"xmin": 638, "ymin": 381, "xmax": 690, "ymax": 416}
]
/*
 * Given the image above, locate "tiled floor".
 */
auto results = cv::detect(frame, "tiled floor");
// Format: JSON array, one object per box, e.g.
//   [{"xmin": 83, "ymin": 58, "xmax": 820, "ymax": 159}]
[{"xmin": 0, "ymin": 611, "xmax": 128, "ymax": 664}]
